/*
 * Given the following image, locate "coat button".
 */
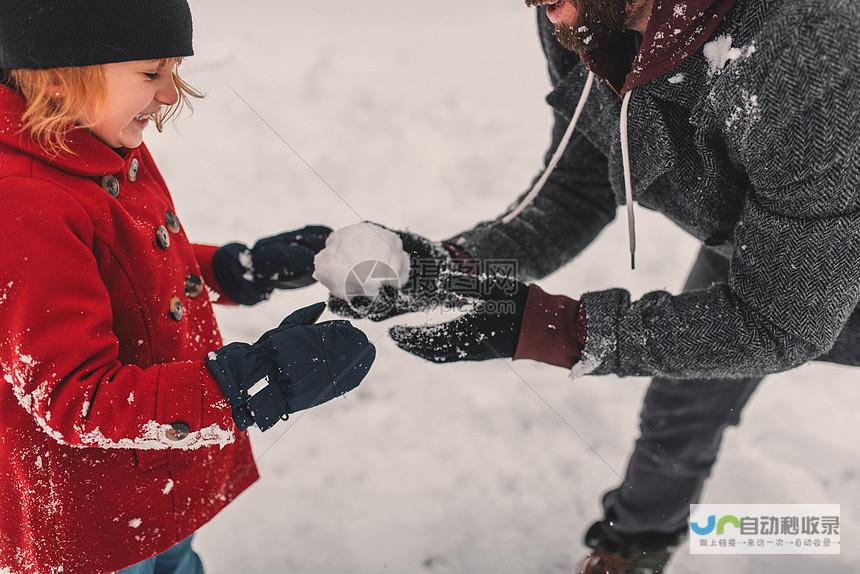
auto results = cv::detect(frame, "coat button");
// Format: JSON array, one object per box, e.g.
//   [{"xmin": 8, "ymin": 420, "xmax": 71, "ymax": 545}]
[
  {"xmin": 165, "ymin": 422, "xmax": 190, "ymax": 441},
  {"xmin": 169, "ymin": 296, "xmax": 184, "ymax": 321},
  {"xmin": 184, "ymin": 275, "xmax": 204, "ymax": 298},
  {"xmin": 165, "ymin": 211, "xmax": 181, "ymax": 234},
  {"xmin": 128, "ymin": 158, "xmax": 139, "ymax": 182},
  {"xmin": 156, "ymin": 226, "xmax": 170, "ymax": 250},
  {"xmin": 101, "ymin": 175, "xmax": 120, "ymax": 198}
]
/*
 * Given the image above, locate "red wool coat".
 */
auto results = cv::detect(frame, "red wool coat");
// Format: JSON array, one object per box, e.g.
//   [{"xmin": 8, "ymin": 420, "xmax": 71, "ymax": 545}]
[{"xmin": 0, "ymin": 85, "xmax": 258, "ymax": 574}]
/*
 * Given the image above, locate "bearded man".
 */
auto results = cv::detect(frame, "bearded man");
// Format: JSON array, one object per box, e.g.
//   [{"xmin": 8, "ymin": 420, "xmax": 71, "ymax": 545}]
[{"xmin": 330, "ymin": 0, "xmax": 860, "ymax": 571}]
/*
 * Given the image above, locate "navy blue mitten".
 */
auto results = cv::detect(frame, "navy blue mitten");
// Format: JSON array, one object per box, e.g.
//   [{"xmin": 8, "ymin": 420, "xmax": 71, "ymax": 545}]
[
  {"xmin": 206, "ymin": 302, "xmax": 376, "ymax": 431},
  {"xmin": 213, "ymin": 225, "xmax": 333, "ymax": 305}
]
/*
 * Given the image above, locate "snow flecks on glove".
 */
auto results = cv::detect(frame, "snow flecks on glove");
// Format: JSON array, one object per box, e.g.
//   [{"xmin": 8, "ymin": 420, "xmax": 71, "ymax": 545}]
[
  {"xmin": 238, "ymin": 248, "xmax": 255, "ymax": 282},
  {"xmin": 389, "ymin": 309, "xmax": 515, "ymax": 365},
  {"xmin": 389, "ymin": 321, "xmax": 482, "ymax": 364}
]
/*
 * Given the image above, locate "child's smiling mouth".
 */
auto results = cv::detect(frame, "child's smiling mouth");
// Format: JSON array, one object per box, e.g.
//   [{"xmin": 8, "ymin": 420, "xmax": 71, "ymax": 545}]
[{"xmin": 132, "ymin": 112, "xmax": 157, "ymax": 129}]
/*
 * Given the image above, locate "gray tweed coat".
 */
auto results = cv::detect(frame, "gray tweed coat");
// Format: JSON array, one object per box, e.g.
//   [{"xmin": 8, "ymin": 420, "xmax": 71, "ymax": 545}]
[{"xmin": 451, "ymin": 0, "xmax": 860, "ymax": 378}]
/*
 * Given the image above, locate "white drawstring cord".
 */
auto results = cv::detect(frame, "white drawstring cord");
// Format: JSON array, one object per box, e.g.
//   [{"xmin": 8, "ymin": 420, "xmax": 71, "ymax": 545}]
[
  {"xmin": 500, "ymin": 71, "xmax": 637, "ymax": 271},
  {"xmin": 620, "ymin": 89, "xmax": 636, "ymax": 270},
  {"xmin": 502, "ymin": 71, "xmax": 595, "ymax": 224}
]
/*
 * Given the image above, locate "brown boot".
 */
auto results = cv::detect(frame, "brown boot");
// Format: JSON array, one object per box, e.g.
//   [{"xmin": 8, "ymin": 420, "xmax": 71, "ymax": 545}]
[
  {"xmin": 578, "ymin": 549, "xmax": 634, "ymax": 573},
  {"xmin": 577, "ymin": 519, "xmax": 683, "ymax": 574},
  {"xmin": 577, "ymin": 548, "xmax": 672, "ymax": 574}
]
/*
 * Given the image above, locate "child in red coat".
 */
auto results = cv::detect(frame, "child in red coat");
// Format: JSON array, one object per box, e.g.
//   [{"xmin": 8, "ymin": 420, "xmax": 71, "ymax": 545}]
[{"xmin": 0, "ymin": 1, "xmax": 375, "ymax": 573}]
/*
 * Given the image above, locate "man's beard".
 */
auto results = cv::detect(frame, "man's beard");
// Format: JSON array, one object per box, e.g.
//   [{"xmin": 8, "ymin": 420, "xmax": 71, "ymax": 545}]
[{"xmin": 553, "ymin": 0, "xmax": 629, "ymax": 53}]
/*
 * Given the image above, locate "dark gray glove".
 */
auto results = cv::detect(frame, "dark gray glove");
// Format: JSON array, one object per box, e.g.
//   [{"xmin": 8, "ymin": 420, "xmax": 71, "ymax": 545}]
[
  {"xmin": 328, "ymin": 225, "xmax": 470, "ymax": 321},
  {"xmin": 388, "ymin": 277, "xmax": 528, "ymax": 363}
]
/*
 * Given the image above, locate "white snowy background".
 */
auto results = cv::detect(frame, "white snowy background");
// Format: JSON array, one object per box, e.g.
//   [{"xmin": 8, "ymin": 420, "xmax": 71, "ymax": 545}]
[{"xmin": 146, "ymin": 1, "xmax": 860, "ymax": 572}]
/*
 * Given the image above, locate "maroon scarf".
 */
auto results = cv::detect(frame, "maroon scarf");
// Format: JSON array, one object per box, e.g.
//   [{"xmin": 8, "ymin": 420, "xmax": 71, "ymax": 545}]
[{"xmin": 581, "ymin": 0, "xmax": 738, "ymax": 94}]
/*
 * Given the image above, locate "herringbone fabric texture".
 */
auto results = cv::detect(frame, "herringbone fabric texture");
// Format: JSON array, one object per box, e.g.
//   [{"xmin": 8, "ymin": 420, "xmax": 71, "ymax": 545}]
[{"xmin": 450, "ymin": 0, "xmax": 860, "ymax": 377}]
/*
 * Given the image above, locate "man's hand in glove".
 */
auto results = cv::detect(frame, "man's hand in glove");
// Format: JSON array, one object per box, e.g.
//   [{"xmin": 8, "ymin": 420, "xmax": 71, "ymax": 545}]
[
  {"xmin": 213, "ymin": 225, "xmax": 333, "ymax": 305},
  {"xmin": 206, "ymin": 302, "xmax": 376, "ymax": 431},
  {"xmin": 328, "ymin": 225, "xmax": 471, "ymax": 321},
  {"xmin": 389, "ymin": 278, "xmax": 588, "ymax": 370}
]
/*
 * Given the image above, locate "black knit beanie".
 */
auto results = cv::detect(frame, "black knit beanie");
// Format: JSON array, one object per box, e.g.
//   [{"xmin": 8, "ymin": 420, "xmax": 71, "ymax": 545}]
[{"xmin": 0, "ymin": 0, "xmax": 193, "ymax": 70}]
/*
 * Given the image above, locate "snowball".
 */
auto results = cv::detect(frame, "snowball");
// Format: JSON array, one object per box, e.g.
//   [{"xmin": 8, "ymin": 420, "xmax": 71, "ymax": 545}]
[{"xmin": 313, "ymin": 223, "xmax": 411, "ymax": 301}]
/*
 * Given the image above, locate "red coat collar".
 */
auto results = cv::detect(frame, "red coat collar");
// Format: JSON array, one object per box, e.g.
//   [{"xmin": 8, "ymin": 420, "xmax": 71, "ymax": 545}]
[{"xmin": 0, "ymin": 83, "xmax": 129, "ymax": 178}]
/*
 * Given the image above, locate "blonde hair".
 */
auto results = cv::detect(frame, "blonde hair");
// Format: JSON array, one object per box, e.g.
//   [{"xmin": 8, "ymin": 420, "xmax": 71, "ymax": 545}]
[{"xmin": 4, "ymin": 58, "xmax": 203, "ymax": 155}]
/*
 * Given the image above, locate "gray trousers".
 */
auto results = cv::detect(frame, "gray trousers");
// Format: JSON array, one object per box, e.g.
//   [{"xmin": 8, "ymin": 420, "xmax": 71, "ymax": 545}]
[{"xmin": 602, "ymin": 247, "xmax": 764, "ymax": 536}]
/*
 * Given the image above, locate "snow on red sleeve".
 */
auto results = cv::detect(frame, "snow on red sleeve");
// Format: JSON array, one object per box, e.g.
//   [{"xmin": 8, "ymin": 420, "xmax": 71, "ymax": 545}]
[{"xmin": 0, "ymin": 178, "xmax": 235, "ymax": 451}]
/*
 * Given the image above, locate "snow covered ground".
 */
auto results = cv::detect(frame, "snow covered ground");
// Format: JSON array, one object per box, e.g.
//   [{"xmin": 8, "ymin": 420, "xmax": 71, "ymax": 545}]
[{"xmin": 147, "ymin": 1, "xmax": 860, "ymax": 572}]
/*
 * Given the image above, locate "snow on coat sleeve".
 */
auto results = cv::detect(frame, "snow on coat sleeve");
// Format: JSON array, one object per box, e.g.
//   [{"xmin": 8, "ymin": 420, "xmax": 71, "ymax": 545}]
[
  {"xmin": 0, "ymin": 178, "xmax": 236, "ymax": 449},
  {"xmin": 447, "ymin": 11, "xmax": 617, "ymax": 282},
  {"xmin": 574, "ymin": 6, "xmax": 860, "ymax": 379}
]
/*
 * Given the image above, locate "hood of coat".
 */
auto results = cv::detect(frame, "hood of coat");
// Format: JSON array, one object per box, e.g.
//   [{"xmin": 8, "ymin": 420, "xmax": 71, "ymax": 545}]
[
  {"xmin": 0, "ymin": 84, "xmax": 126, "ymax": 178},
  {"xmin": 581, "ymin": 0, "xmax": 738, "ymax": 94},
  {"xmin": 513, "ymin": 0, "xmax": 740, "ymax": 269}
]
